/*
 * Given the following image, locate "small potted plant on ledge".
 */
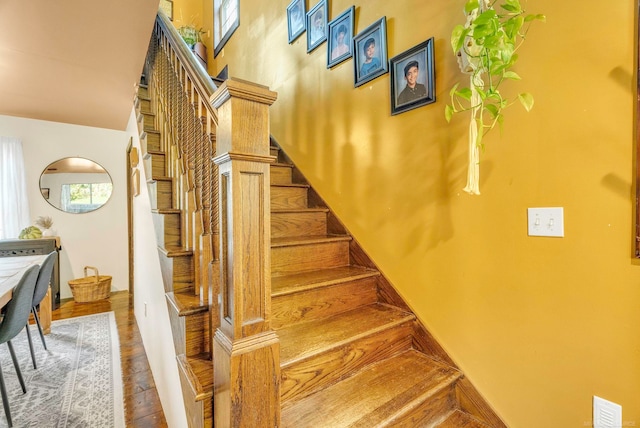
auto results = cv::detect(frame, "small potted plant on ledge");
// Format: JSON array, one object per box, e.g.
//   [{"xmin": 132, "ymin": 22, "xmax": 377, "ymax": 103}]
[{"xmin": 177, "ymin": 24, "xmax": 207, "ymax": 67}]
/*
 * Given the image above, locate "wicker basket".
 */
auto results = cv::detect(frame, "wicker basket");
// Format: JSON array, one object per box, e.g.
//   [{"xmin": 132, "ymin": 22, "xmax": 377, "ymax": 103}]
[{"xmin": 68, "ymin": 266, "xmax": 111, "ymax": 303}]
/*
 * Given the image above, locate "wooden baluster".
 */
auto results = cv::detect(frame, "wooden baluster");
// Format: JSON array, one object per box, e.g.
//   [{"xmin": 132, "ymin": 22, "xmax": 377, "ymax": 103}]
[{"xmin": 212, "ymin": 78, "xmax": 279, "ymax": 428}]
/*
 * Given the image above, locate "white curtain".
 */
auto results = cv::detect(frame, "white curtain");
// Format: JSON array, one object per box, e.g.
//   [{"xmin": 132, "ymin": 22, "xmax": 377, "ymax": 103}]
[{"xmin": 0, "ymin": 136, "xmax": 31, "ymax": 239}]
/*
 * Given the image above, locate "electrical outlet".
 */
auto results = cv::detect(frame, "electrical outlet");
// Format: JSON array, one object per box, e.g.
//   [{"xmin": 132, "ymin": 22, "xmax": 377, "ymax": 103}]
[
  {"xmin": 527, "ymin": 207, "xmax": 564, "ymax": 237},
  {"xmin": 594, "ymin": 396, "xmax": 622, "ymax": 428}
]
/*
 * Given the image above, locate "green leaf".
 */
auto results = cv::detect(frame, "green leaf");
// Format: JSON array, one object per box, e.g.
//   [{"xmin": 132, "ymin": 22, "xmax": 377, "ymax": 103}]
[
  {"xmin": 519, "ymin": 92, "xmax": 534, "ymax": 111},
  {"xmin": 504, "ymin": 16, "xmax": 524, "ymax": 39},
  {"xmin": 472, "ymin": 23, "xmax": 495, "ymax": 39},
  {"xmin": 503, "ymin": 70, "xmax": 521, "ymax": 80},
  {"xmin": 464, "ymin": 0, "xmax": 480, "ymax": 14},
  {"xmin": 445, "ymin": 105, "xmax": 454, "ymax": 122},
  {"xmin": 456, "ymin": 87, "xmax": 473, "ymax": 100},
  {"xmin": 525, "ymin": 14, "xmax": 546, "ymax": 22},
  {"xmin": 484, "ymin": 104, "xmax": 499, "ymax": 119},
  {"xmin": 501, "ymin": 4, "xmax": 519, "ymax": 13},
  {"xmin": 474, "ymin": 9, "xmax": 497, "ymax": 25},
  {"xmin": 451, "ymin": 25, "xmax": 468, "ymax": 52},
  {"xmin": 504, "ymin": 0, "xmax": 522, "ymax": 12}
]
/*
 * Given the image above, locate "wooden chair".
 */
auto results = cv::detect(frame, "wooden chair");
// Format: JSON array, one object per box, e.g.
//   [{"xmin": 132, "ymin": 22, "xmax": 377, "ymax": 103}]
[
  {"xmin": 25, "ymin": 251, "xmax": 56, "ymax": 369},
  {"xmin": 0, "ymin": 264, "xmax": 39, "ymax": 427}
]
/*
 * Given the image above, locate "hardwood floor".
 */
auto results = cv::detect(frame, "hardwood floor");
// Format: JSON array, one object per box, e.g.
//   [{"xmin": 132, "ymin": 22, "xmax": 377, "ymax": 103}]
[{"xmin": 51, "ymin": 290, "xmax": 168, "ymax": 427}]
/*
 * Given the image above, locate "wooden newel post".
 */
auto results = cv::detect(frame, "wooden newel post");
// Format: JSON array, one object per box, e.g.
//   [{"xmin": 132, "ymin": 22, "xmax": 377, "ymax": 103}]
[{"xmin": 211, "ymin": 78, "xmax": 279, "ymax": 428}]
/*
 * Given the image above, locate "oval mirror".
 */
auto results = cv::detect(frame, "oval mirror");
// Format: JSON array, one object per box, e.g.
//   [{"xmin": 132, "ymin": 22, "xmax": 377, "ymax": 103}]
[{"xmin": 39, "ymin": 157, "xmax": 113, "ymax": 214}]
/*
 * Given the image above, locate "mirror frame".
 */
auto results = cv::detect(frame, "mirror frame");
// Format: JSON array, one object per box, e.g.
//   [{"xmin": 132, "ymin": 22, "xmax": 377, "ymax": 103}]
[{"xmin": 39, "ymin": 157, "xmax": 113, "ymax": 214}]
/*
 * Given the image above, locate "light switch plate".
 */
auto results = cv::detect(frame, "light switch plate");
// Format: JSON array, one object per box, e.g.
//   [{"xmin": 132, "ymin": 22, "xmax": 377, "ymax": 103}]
[{"xmin": 527, "ymin": 207, "xmax": 564, "ymax": 237}]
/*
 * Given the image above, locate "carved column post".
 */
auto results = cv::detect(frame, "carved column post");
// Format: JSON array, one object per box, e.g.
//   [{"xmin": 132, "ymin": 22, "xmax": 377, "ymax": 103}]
[{"xmin": 211, "ymin": 78, "xmax": 279, "ymax": 428}]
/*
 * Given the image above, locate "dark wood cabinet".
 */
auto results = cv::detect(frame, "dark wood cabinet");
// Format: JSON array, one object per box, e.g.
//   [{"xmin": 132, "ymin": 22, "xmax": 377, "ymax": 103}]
[{"xmin": 0, "ymin": 237, "xmax": 61, "ymax": 309}]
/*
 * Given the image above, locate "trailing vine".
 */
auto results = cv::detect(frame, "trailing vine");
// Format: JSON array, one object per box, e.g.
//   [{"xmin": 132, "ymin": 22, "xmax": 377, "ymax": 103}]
[{"xmin": 445, "ymin": 0, "xmax": 545, "ymax": 194}]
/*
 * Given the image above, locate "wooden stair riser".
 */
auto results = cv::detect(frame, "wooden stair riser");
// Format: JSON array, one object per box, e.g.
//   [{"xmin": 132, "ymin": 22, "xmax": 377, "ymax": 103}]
[
  {"xmin": 271, "ymin": 164, "xmax": 293, "ymax": 185},
  {"xmin": 153, "ymin": 178, "xmax": 173, "ymax": 210},
  {"xmin": 158, "ymin": 251, "xmax": 194, "ymax": 294},
  {"xmin": 280, "ymin": 322, "xmax": 414, "ymax": 403},
  {"xmin": 151, "ymin": 212, "xmax": 181, "ymax": 248},
  {"xmin": 138, "ymin": 85, "xmax": 149, "ymax": 98},
  {"xmin": 271, "ymin": 277, "xmax": 378, "ymax": 329},
  {"xmin": 271, "ymin": 186, "xmax": 308, "ymax": 209},
  {"xmin": 138, "ymin": 97, "xmax": 151, "ymax": 113},
  {"xmin": 271, "ymin": 210, "xmax": 328, "ymax": 239},
  {"xmin": 272, "ymin": 240, "xmax": 350, "ymax": 276},
  {"xmin": 144, "ymin": 152, "xmax": 166, "ymax": 178},
  {"xmin": 144, "ymin": 131, "xmax": 161, "ymax": 153},
  {"xmin": 177, "ymin": 356, "xmax": 214, "ymax": 428},
  {"xmin": 142, "ymin": 112, "xmax": 155, "ymax": 131},
  {"xmin": 168, "ymin": 307, "xmax": 208, "ymax": 356}
]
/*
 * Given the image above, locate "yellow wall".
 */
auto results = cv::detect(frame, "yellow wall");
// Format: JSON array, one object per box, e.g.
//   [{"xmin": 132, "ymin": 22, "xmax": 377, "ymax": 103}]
[{"xmin": 203, "ymin": 0, "xmax": 637, "ymax": 426}]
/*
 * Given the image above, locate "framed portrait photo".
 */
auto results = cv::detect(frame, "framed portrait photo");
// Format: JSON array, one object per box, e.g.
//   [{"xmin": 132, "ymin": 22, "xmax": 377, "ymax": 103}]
[
  {"xmin": 214, "ymin": 0, "xmax": 240, "ymax": 57},
  {"xmin": 389, "ymin": 37, "xmax": 435, "ymax": 115},
  {"xmin": 306, "ymin": 0, "xmax": 328, "ymax": 53},
  {"xmin": 287, "ymin": 0, "xmax": 306, "ymax": 43},
  {"xmin": 353, "ymin": 17, "xmax": 388, "ymax": 88},
  {"xmin": 326, "ymin": 6, "xmax": 354, "ymax": 68}
]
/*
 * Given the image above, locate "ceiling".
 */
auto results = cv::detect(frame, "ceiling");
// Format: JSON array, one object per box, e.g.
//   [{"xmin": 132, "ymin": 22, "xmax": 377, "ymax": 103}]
[{"xmin": 0, "ymin": 0, "xmax": 160, "ymax": 131}]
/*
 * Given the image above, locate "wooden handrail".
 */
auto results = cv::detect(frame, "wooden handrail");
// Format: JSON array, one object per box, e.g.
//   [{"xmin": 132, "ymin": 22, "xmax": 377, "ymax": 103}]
[{"xmin": 156, "ymin": 11, "xmax": 218, "ymax": 121}]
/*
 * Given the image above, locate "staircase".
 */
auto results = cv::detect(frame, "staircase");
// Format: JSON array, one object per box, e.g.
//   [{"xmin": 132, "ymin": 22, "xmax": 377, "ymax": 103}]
[
  {"xmin": 135, "ymin": 12, "xmax": 506, "ymax": 428},
  {"xmin": 270, "ymin": 147, "xmax": 502, "ymax": 427}
]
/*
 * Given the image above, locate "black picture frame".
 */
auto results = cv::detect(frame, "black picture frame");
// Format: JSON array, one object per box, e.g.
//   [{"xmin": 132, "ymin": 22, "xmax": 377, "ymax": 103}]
[
  {"xmin": 41, "ymin": 188, "xmax": 50, "ymax": 200},
  {"xmin": 306, "ymin": 0, "xmax": 328, "ymax": 53},
  {"xmin": 353, "ymin": 17, "xmax": 388, "ymax": 88},
  {"xmin": 326, "ymin": 6, "xmax": 354, "ymax": 68},
  {"xmin": 287, "ymin": 0, "xmax": 306, "ymax": 43},
  {"xmin": 214, "ymin": 0, "xmax": 240, "ymax": 58},
  {"xmin": 389, "ymin": 38, "xmax": 436, "ymax": 115}
]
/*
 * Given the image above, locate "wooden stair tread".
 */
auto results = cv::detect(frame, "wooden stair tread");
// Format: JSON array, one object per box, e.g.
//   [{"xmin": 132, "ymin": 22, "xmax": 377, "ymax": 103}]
[
  {"xmin": 177, "ymin": 353, "xmax": 213, "ymax": 401},
  {"xmin": 166, "ymin": 291, "xmax": 208, "ymax": 316},
  {"xmin": 272, "ymin": 162, "xmax": 293, "ymax": 168},
  {"xmin": 272, "ymin": 265, "xmax": 379, "ymax": 297},
  {"xmin": 151, "ymin": 208, "xmax": 181, "ymax": 214},
  {"xmin": 281, "ymin": 350, "xmax": 462, "ymax": 427},
  {"xmin": 277, "ymin": 303, "xmax": 414, "ymax": 366},
  {"xmin": 271, "ymin": 183, "xmax": 309, "ymax": 189},
  {"xmin": 272, "ymin": 207, "xmax": 329, "ymax": 214},
  {"xmin": 437, "ymin": 410, "xmax": 491, "ymax": 428},
  {"xmin": 272, "ymin": 235, "xmax": 351, "ymax": 248},
  {"xmin": 146, "ymin": 175, "xmax": 171, "ymax": 184},
  {"xmin": 159, "ymin": 246, "xmax": 193, "ymax": 257}
]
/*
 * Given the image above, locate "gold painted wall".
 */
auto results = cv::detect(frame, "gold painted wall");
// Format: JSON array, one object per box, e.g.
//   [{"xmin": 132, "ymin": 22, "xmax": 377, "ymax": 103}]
[{"xmin": 205, "ymin": 0, "xmax": 638, "ymax": 426}]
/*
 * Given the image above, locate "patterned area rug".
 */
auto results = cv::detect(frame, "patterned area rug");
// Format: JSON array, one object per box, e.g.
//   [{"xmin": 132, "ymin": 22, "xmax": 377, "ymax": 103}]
[{"xmin": 0, "ymin": 312, "xmax": 124, "ymax": 427}]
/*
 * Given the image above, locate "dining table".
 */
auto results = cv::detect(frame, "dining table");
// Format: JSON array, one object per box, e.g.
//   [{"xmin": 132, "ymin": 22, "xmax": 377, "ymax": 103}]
[{"xmin": 0, "ymin": 254, "xmax": 52, "ymax": 333}]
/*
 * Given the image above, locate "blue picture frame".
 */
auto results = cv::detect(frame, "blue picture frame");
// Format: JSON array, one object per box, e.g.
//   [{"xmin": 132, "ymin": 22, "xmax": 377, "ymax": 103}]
[
  {"xmin": 353, "ymin": 17, "xmax": 388, "ymax": 87},
  {"xmin": 287, "ymin": 0, "xmax": 306, "ymax": 43},
  {"xmin": 327, "ymin": 6, "xmax": 354, "ymax": 68},
  {"xmin": 306, "ymin": 0, "xmax": 328, "ymax": 53}
]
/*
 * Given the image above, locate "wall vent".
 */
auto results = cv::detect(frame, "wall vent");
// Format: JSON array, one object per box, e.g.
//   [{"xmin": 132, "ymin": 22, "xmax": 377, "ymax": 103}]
[{"xmin": 594, "ymin": 396, "xmax": 622, "ymax": 428}]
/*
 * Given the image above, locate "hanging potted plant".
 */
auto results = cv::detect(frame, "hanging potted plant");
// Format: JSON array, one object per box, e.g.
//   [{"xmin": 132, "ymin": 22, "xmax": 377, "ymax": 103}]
[{"xmin": 445, "ymin": 0, "xmax": 545, "ymax": 194}]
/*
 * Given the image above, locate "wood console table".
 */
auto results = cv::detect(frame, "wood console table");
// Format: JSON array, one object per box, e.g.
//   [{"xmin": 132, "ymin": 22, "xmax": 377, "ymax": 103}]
[{"xmin": 0, "ymin": 237, "xmax": 61, "ymax": 310}]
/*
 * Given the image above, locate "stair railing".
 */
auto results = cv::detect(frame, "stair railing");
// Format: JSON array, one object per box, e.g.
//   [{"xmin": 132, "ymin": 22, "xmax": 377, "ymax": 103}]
[
  {"xmin": 144, "ymin": 12, "xmax": 281, "ymax": 427},
  {"xmin": 145, "ymin": 12, "xmax": 220, "ymax": 336}
]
